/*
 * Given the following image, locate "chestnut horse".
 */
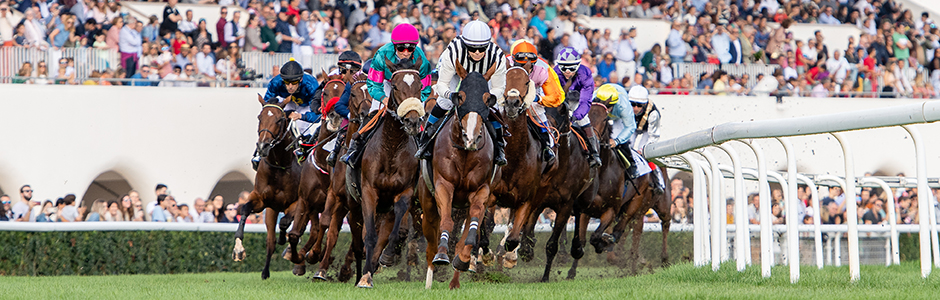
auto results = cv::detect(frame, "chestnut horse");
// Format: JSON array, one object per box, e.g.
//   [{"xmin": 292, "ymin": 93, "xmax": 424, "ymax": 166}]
[
  {"xmin": 311, "ymin": 72, "xmax": 370, "ymax": 282},
  {"xmin": 485, "ymin": 65, "xmax": 547, "ymax": 266},
  {"xmin": 418, "ymin": 62, "xmax": 498, "ymax": 289},
  {"xmin": 232, "ymin": 96, "xmax": 301, "ymax": 280},
  {"xmin": 285, "ymin": 73, "xmax": 348, "ymax": 276},
  {"xmin": 567, "ymin": 102, "xmax": 671, "ymax": 278},
  {"xmin": 354, "ymin": 58, "xmax": 426, "ymax": 288}
]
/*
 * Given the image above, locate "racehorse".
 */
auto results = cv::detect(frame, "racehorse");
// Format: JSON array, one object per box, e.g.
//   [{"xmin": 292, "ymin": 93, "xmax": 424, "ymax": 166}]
[
  {"xmin": 485, "ymin": 65, "xmax": 547, "ymax": 268},
  {"xmin": 523, "ymin": 89, "xmax": 599, "ymax": 282},
  {"xmin": 311, "ymin": 71, "xmax": 369, "ymax": 282},
  {"xmin": 232, "ymin": 95, "xmax": 302, "ymax": 280},
  {"xmin": 285, "ymin": 73, "xmax": 348, "ymax": 276},
  {"xmin": 418, "ymin": 62, "xmax": 498, "ymax": 289},
  {"xmin": 354, "ymin": 58, "xmax": 426, "ymax": 288},
  {"xmin": 566, "ymin": 102, "xmax": 671, "ymax": 278},
  {"xmin": 608, "ymin": 164, "xmax": 672, "ymax": 275}
]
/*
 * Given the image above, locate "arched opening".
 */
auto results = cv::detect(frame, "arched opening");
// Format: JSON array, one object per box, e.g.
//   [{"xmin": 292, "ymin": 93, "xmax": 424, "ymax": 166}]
[
  {"xmin": 81, "ymin": 171, "xmax": 133, "ymax": 209},
  {"xmin": 207, "ymin": 171, "xmax": 253, "ymax": 207}
]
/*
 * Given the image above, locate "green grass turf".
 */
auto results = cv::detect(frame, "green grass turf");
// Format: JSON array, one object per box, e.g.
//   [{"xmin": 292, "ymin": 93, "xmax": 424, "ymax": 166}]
[{"xmin": 2, "ymin": 261, "xmax": 939, "ymax": 299}]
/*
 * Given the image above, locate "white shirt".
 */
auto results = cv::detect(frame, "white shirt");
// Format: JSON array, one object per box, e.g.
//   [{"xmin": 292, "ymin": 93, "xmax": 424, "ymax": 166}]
[
  {"xmin": 179, "ymin": 19, "xmax": 197, "ymax": 33},
  {"xmin": 616, "ymin": 38, "xmax": 636, "ymax": 62},
  {"xmin": 826, "ymin": 56, "xmax": 850, "ymax": 82},
  {"xmin": 196, "ymin": 52, "xmax": 216, "ymax": 77},
  {"xmin": 570, "ymin": 32, "xmax": 588, "ymax": 54},
  {"xmin": 0, "ymin": 12, "xmax": 22, "ymax": 44},
  {"xmin": 310, "ymin": 21, "xmax": 329, "ymax": 47},
  {"xmin": 783, "ymin": 66, "xmax": 797, "ymax": 80}
]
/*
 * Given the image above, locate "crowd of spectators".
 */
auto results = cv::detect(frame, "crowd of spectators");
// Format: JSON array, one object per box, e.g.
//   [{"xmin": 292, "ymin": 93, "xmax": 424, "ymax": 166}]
[
  {"xmin": 1, "ymin": 0, "xmax": 938, "ymax": 97},
  {"xmin": 0, "ymin": 183, "xmax": 263, "ymax": 224}
]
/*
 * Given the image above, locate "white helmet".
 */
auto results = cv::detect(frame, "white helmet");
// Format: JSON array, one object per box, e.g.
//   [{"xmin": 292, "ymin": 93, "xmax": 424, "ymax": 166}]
[
  {"xmin": 461, "ymin": 20, "xmax": 492, "ymax": 46},
  {"xmin": 627, "ymin": 85, "xmax": 649, "ymax": 104}
]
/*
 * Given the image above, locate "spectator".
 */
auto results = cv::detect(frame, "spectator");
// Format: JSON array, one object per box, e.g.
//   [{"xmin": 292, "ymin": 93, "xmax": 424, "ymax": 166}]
[
  {"xmin": 11, "ymin": 185, "xmax": 33, "ymax": 221},
  {"xmin": 0, "ymin": 2, "xmax": 21, "ymax": 46},
  {"xmin": 59, "ymin": 194, "xmax": 81, "ymax": 222},
  {"xmin": 747, "ymin": 193, "xmax": 760, "ymax": 224},
  {"xmin": 14, "ymin": 62, "xmax": 32, "ymax": 84},
  {"xmin": 191, "ymin": 19, "xmax": 213, "ymax": 50},
  {"xmin": 160, "ymin": 0, "xmax": 182, "ymax": 37},
  {"xmin": 141, "ymin": 15, "xmax": 160, "ymax": 43},
  {"xmin": 22, "ymin": 8, "xmax": 47, "ymax": 49},
  {"xmin": 224, "ymin": 10, "xmax": 244, "ymax": 48},
  {"xmin": 103, "ymin": 200, "xmax": 122, "ymax": 221},
  {"xmin": 216, "ymin": 6, "xmax": 228, "ymax": 46},
  {"xmin": 196, "ymin": 43, "xmax": 216, "ymax": 78},
  {"xmin": 244, "ymin": 14, "xmax": 267, "ymax": 51},
  {"xmin": 274, "ymin": 8, "xmax": 296, "ymax": 53},
  {"xmin": 34, "ymin": 200, "xmax": 55, "ymax": 222},
  {"xmin": 368, "ymin": 17, "xmax": 391, "ymax": 50},
  {"xmin": 179, "ymin": 63, "xmax": 198, "ymax": 87},
  {"xmin": 176, "ymin": 203, "xmax": 193, "ymax": 222},
  {"xmin": 119, "ymin": 17, "xmax": 143, "ymax": 75},
  {"xmin": 146, "ymin": 183, "xmax": 168, "ymax": 220},
  {"xmin": 84, "ymin": 199, "xmax": 106, "ymax": 221},
  {"xmin": 615, "ymin": 27, "xmax": 637, "ymax": 80},
  {"xmin": 212, "ymin": 195, "xmax": 225, "ymax": 222},
  {"xmin": 161, "ymin": 65, "xmax": 182, "ymax": 86},
  {"xmin": 221, "ymin": 203, "xmax": 239, "ymax": 223},
  {"xmin": 0, "ymin": 196, "xmax": 10, "ymax": 221},
  {"xmin": 130, "ymin": 65, "xmax": 155, "ymax": 86}
]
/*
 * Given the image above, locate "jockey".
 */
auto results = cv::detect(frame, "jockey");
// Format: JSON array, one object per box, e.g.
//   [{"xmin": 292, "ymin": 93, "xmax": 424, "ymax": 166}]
[
  {"xmin": 507, "ymin": 40, "xmax": 565, "ymax": 163},
  {"xmin": 321, "ymin": 50, "xmax": 363, "ymax": 166},
  {"xmin": 251, "ymin": 58, "xmax": 320, "ymax": 170},
  {"xmin": 554, "ymin": 47, "xmax": 602, "ymax": 167},
  {"xmin": 592, "ymin": 83, "xmax": 636, "ymax": 172},
  {"xmin": 417, "ymin": 20, "xmax": 509, "ymax": 165},
  {"xmin": 628, "ymin": 85, "xmax": 665, "ymax": 195},
  {"xmin": 341, "ymin": 23, "xmax": 431, "ymax": 168}
]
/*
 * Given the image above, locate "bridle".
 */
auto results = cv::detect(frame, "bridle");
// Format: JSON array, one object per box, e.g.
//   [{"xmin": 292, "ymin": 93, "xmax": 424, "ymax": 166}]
[
  {"xmin": 591, "ymin": 102, "xmax": 614, "ymax": 148},
  {"xmin": 256, "ymin": 104, "xmax": 293, "ymax": 169},
  {"xmin": 388, "ymin": 69, "xmax": 423, "ymax": 121},
  {"xmin": 349, "ymin": 79, "xmax": 369, "ymax": 123},
  {"xmin": 503, "ymin": 66, "xmax": 531, "ymax": 117}
]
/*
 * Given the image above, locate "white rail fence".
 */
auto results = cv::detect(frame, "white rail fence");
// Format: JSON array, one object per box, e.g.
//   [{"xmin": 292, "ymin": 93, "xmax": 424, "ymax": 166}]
[{"xmin": 643, "ymin": 101, "xmax": 940, "ymax": 282}]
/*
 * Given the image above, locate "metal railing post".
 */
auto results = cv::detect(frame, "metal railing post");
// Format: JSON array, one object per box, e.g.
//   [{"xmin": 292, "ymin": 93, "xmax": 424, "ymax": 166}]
[
  {"xmin": 831, "ymin": 133, "xmax": 860, "ymax": 281},
  {"xmin": 859, "ymin": 177, "xmax": 900, "ymax": 265},
  {"xmin": 697, "ymin": 149, "xmax": 723, "ymax": 271},
  {"xmin": 796, "ymin": 174, "xmax": 823, "ymax": 269},
  {"xmin": 742, "ymin": 141, "xmax": 770, "ymax": 276},
  {"xmin": 776, "ymin": 137, "xmax": 800, "ymax": 283},
  {"xmin": 681, "ymin": 153, "xmax": 708, "ymax": 267},
  {"xmin": 901, "ymin": 125, "xmax": 933, "ymax": 278},
  {"xmin": 718, "ymin": 143, "xmax": 747, "ymax": 272}
]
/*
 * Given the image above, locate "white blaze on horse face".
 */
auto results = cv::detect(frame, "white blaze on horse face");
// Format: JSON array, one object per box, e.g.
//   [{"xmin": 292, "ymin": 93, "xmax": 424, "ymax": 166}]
[
  {"xmin": 267, "ymin": 111, "xmax": 274, "ymax": 117},
  {"xmin": 465, "ymin": 112, "xmax": 480, "ymax": 149},
  {"xmin": 403, "ymin": 74, "xmax": 415, "ymax": 87}
]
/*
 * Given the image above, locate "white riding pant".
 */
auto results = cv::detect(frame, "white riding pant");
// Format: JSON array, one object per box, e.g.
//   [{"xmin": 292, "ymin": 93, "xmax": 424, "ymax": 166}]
[
  {"xmin": 529, "ymin": 102, "xmax": 553, "ymax": 147},
  {"xmin": 284, "ymin": 100, "xmax": 317, "ymax": 136}
]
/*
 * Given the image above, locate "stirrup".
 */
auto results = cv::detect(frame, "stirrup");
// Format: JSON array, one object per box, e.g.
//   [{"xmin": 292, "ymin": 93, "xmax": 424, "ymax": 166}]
[
  {"xmin": 542, "ymin": 147, "xmax": 556, "ymax": 164},
  {"xmin": 327, "ymin": 150, "xmax": 338, "ymax": 167}
]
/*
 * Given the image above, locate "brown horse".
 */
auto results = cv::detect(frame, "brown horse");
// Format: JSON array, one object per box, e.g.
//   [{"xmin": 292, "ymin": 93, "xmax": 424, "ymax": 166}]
[
  {"xmin": 486, "ymin": 65, "xmax": 547, "ymax": 266},
  {"xmin": 310, "ymin": 72, "xmax": 371, "ymax": 282},
  {"xmin": 418, "ymin": 62, "xmax": 498, "ymax": 289},
  {"xmin": 566, "ymin": 102, "xmax": 671, "ymax": 278},
  {"xmin": 354, "ymin": 58, "xmax": 426, "ymax": 288},
  {"xmin": 608, "ymin": 164, "xmax": 672, "ymax": 275},
  {"xmin": 285, "ymin": 73, "xmax": 348, "ymax": 275},
  {"xmin": 232, "ymin": 95, "xmax": 302, "ymax": 280}
]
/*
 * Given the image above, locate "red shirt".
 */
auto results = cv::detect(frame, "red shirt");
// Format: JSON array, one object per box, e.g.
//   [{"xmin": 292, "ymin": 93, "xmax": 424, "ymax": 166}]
[
  {"xmin": 795, "ymin": 48, "xmax": 805, "ymax": 67},
  {"xmin": 216, "ymin": 18, "xmax": 227, "ymax": 45},
  {"xmin": 806, "ymin": 66, "xmax": 819, "ymax": 84},
  {"xmin": 863, "ymin": 56, "xmax": 876, "ymax": 72}
]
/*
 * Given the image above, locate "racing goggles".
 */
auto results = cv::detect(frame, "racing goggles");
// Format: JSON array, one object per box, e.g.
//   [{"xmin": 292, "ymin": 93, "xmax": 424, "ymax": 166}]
[
  {"xmin": 339, "ymin": 62, "xmax": 361, "ymax": 74},
  {"xmin": 395, "ymin": 43, "xmax": 416, "ymax": 53},
  {"xmin": 558, "ymin": 64, "xmax": 578, "ymax": 73},
  {"xmin": 463, "ymin": 40, "xmax": 488, "ymax": 53},
  {"xmin": 284, "ymin": 79, "xmax": 301, "ymax": 85},
  {"xmin": 513, "ymin": 52, "xmax": 537, "ymax": 63}
]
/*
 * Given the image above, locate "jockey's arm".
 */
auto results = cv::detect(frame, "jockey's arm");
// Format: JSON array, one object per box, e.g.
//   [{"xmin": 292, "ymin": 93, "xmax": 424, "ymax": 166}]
[
  {"xmin": 488, "ymin": 58, "xmax": 508, "ymax": 105},
  {"xmin": 433, "ymin": 48, "xmax": 456, "ymax": 100},
  {"xmin": 263, "ymin": 77, "xmax": 283, "ymax": 103},
  {"xmin": 417, "ymin": 49, "xmax": 433, "ymax": 101},
  {"xmin": 646, "ymin": 110, "xmax": 661, "ymax": 145},
  {"xmin": 612, "ymin": 100, "xmax": 636, "ymax": 145},
  {"xmin": 536, "ymin": 65, "xmax": 565, "ymax": 107},
  {"xmin": 572, "ymin": 70, "xmax": 595, "ymax": 120},
  {"xmin": 334, "ymin": 83, "xmax": 352, "ymax": 118},
  {"xmin": 367, "ymin": 57, "xmax": 388, "ymax": 101}
]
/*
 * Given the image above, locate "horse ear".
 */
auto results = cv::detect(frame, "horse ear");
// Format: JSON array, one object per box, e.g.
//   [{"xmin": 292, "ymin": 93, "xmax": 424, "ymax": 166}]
[
  {"xmin": 385, "ymin": 59, "xmax": 396, "ymax": 73},
  {"xmin": 482, "ymin": 92, "xmax": 497, "ymax": 107},
  {"xmin": 454, "ymin": 60, "xmax": 468, "ymax": 80},
  {"xmin": 257, "ymin": 94, "xmax": 265, "ymax": 105},
  {"xmin": 278, "ymin": 96, "xmax": 291, "ymax": 109},
  {"xmin": 482, "ymin": 61, "xmax": 498, "ymax": 81}
]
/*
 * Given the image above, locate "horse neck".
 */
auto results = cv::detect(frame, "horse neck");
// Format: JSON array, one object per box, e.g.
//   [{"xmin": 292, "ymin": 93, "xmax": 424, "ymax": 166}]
[
  {"xmin": 378, "ymin": 111, "xmax": 409, "ymax": 149},
  {"xmin": 505, "ymin": 112, "xmax": 533, "ymax": 154},
  {"xmin": 267, "ymin": 136, "xmax": 295, "ymax": 168}
]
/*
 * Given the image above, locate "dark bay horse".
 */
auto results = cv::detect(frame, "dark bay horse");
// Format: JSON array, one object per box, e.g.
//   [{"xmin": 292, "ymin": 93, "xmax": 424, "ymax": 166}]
[
  {"xmin": 567, "ymin": 102, "xmax": 671, "ymax": 278},
  {"xmin": 285, "ymin": 73, "xmax": 348, "ymax": 276},
  {"xmin": 609, "ymin": 163, "xmax": 672, "ymax": 275},
  {"xmin": 354, "ymin": 58, "xmax": 426, "ymax": 288},
  {"xmin": 418, "ymin": 62, "xmax": 498, "ymax": 289},
  {"xmin": 486, "ymin": 65, "xmax": 546, "ymax": 267},
  {"xmin": 521, "ymin": 89, "xmax": 599, "ymax": 282},
  {"xmin": 232, "ymin": 95, "xmax": 302, "ymax": 280},
  {"xmin": 311, "ymin": 72, "xmax": 370, "ymax": 282}
]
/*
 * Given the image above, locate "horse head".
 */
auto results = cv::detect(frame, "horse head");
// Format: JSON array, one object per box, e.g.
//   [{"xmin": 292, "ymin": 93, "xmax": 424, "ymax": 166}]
[
  {"xmin": 256, "ymin": 94, "xmax": 291, "ymax": 157},
  {"xmin": 347, "ymin": 72, "xmax": 372, "ymax": 124},
  {"xmin": 385, "ymin": 58, "xmax": 425, "ymax": 136},
  {"xmin": 588, "ymin": 102, "xmax": 612, "ymax": 147},
  {"xmin": 319, "ymin": 73, "xmax": 347, "ymax": 133},
  {"xmin": 563, "ymin": 89, "xmax": 581, "ymax": 116},
  {"xmin": 452, "ymin": 72, "xmax": 495, "ymax": 151},
  {"xmin": 502, "ymin": 66, "xmax": 534, "ymax": 119}
]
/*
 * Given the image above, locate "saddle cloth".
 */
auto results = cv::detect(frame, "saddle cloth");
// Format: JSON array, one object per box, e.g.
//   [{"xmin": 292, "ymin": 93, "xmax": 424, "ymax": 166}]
[{"xmin": 628, "ymin": 148, "xmax": 652, "ymax": 178}]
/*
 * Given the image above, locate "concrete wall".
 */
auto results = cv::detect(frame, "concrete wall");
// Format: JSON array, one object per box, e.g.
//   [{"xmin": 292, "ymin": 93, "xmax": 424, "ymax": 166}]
[{"xmin": 1, "ymin": 84, "xmax": 938, "ymax": 207}]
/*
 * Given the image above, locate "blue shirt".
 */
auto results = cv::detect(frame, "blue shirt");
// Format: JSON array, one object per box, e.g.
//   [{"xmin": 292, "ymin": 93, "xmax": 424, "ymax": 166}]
[
  {"xmin": 592, "ymin": 84, "xmax": 636, "ymax": 144},
  {"xmin": 152, "ymin": 206, "xmax": 167, "ymax": 222},
  {"xmin": 531, "ymin": 16, "xmax": 548, "ymax": 38},
  {"xmin": 51, "ymin": 23, "xmax": 68, "ymax": 48},
  {"xmin": 711, "ymin": 33, "xmax": 731, "ymax": 64},
  {"xmin": 597, "ymin": 60, "xmax": 616, "ymax": 81},
  {"xmin": 130, "ymin": 73, "xmax": 154, "ymax": 86},
  {"xmin": 264, "ymin": 73, "xmax": 322, "ymax": 123}
]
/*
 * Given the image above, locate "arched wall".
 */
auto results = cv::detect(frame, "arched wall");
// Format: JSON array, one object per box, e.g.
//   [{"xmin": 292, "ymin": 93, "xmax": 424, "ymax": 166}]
[
  {"xmin": 207, "ymin": 171, "xmax": 254, "ymax": 207},
  {"xmin": 80, "ymin": 171, "xmax": 134, "ymax": 207}
]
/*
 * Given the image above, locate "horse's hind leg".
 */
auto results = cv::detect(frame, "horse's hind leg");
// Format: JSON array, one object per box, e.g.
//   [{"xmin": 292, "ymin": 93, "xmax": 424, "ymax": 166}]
[
  {"xmin": 453, "ymin": 186, "xmax": 489, "ymax": 274},
  {"xmin": 432, "ymin": 180, "xmax": 456, "ymax": 266},
  {"xmin": 629, "ymin": 216, "xmax": 644, "ymax": 275},
  {"xmin": 380, "ymin": 193, "xmax": 412, "ymax": 266},
  {"xmin": 542, "ymin": 205, "xmax": 572, "ymax": 282},
  {"xmin": 479, "ymin": 205, "xmax": 497, "ymax": 266},
  {"xmin": 590, "ymin": 208, "xmax": 617, "ymax": 253},
  {"xmin": 346, "ymin": 206, "xmax": 366, "ymax": 283},
  {"xmin": 568, "ymin": 212, "xmax": 589, "ymax": 280},
  {"xmin": 419, "ymin": 183, "xmax": 441, "ymax": 289},
  {"xmin": 315, "ymin": 204, "xmax": 348, "ymax": 280},
  {"xmin": 356, "ymin": 186, "xmax": 379, "ymax": 288},
  {"xmin": 232, "ymin": 195, "xmax": 258, "ymax": 262}
]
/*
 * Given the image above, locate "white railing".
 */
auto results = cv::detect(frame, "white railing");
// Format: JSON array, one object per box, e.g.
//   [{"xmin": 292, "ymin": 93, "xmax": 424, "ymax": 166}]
[
  {"xmin": 644, "ymin": 101, "xmax": 940, "ymax": 282},
  {"xmin": 241, "ymin": 52, "xmax": 338, "ymax": 76},
  {"xmin": 673, "ymin": 63, "xmax": 779, "ymax": 88},
  {"xmin": 0, "ymin": 47, "xmax": 120, "ymax": 81}
]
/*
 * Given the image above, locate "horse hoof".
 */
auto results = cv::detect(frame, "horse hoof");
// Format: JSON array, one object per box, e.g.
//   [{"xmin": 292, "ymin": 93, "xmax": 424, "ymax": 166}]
[
  {"xmin": 467, "ymin": 255, "xmax": 478, "ymax": 273},
  {"xmin": 572, "ymin": 247, "xmax": 585, "ymax": 260},
  {"xmin": 281, "ymin": 246, "xmax": 292, "ymax": 261},
  {"xmin": 304, "ymin": 250, "xmax": 321, "ymax": 265},
  {"xmin": 601, "ymin": 233, "xmax": 616, "ymax": 244},
  {"xmin": 452, "ymin": 256, "xmax": 471, "ymax": 271},
  {"xmin": 379, "ymin": 252, "xmax": 397, "ymax": 267},
  {"xmin": 502, "ymin": 252, "xmax": 518, "ymax": 269},
  {"xmin": 261, "ymin": 269, "xmax": 270, "ymax": 280},
  {"xmin": 338, "ymin": 265, "xmax": 353, "ymax": 282},
  {"xmin": 481, "ymin": 252, "xmax": 495, "ymax": 267},
  {"xmin": 232, "ymin": 250, "xmax": 245, "ymax": 262},
  {"xmin": 313, "ymin": 270, "xmax": 328, "ymax": 281},
  {"xmin": 505, "ymin": 240, "xmax": 519, "ymax": 252},
  {"xmin": 356, "ymin": 273, "xmax": 374, "ymax": 288},
  {"xmin": 292, "ymin": 264, "xmax": 306, "ymax": 276},
  {"xmin": 432, "ymin": 253, "xmax": 450, "ymax": 265}
]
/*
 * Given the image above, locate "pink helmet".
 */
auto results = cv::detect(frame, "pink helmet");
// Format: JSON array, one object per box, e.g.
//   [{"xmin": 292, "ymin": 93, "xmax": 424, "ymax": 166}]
[{"xmin": 391, "ymin": 23, "xmax": 420, "ymax": 45}]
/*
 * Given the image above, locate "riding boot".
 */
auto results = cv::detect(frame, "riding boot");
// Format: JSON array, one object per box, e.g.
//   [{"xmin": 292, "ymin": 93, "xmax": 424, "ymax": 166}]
[
  {"xmin": 485, "ymin": 120, "xmax": 508, "ymax": 166},
  {"xmin": 294, "ymin": 134, "xmax": 315, "ymax": 162},
  {"xmin": 416, "ymin": 105, "xmax": 448, "ymax": 160},
  {"xmin": 535, "ymin": 126, "xmax": 556, "ymax": 164},
  {"xmin": 650, "ymin": 168, "xmax": 665, "ymax": 195},
  {"xmin": 619, "ymin": 144, "xmax": 638, "ymax": 180},
  {"xmin": 326, "ymin": 130, "xmax": 345, "ymax": 167},
  {"xmin": 341, "ymin": 132, "xmax": 364, "ymax": 168},
  {"xmin": 251, "ymin": 149, "xmax": 261, "ymax": 171},
  {"xmin": 581, "ymin": 125, "xmax": 602, "ymax": 168}
]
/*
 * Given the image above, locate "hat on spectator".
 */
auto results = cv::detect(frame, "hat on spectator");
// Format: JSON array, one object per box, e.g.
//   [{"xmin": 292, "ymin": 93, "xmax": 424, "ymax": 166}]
[
  {"xmin": 555, "ymin": 47, "xmax": 581, "ymax": 65},
  {"xmin": 391, "ymin": 23, "xmax": 420, "ymax": 44},
  {"xmin": 461, "ymin": 20, "xmax": 491, "ymax": 46},
  {"xmin": 628, "ymin": 85, "xmax": 649, "ymax": 104},
  {"xmin": 279, "ymin": 7, "xmax": 288, "ymax": 13}
]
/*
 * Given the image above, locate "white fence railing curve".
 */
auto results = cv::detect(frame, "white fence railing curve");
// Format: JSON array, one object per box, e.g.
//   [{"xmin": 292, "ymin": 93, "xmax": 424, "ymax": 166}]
[{"xmin": 643, "ymin": 101, "xmax": 940, "ymax": 283}]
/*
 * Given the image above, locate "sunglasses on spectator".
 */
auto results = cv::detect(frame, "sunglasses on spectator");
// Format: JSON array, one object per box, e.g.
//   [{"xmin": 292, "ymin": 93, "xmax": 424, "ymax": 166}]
[
  {"xmin": 59, "ymin": 60, "xmax": 67, "ymax": 64},
  {"xmin": 227, "ymin": 208, "xmax": 237, "ymax": 211},
  {"xmin": 513, "ymin": 52, "xmax": 537, "ymax": 62},
  {"xmin": 1, "ymin": 201, "xmax": 9, "ymax": 204},
  {"xmin": 22, "ymin": 189, "xmax": 32, "ymax": 193},
  {"xmin": 185, "ymin": 68, "xmax": 194, "ymax": 72},
  {"xmin": 395, "ymin": 43, "xmax": 416, "ymax": 53},
  {"xmin": 559, "ymin": 65, "xmax": 578, "ymax": 72}
]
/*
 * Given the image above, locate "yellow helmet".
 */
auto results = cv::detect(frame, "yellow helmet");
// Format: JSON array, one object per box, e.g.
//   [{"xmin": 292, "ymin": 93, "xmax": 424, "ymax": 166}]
[{"xmin": 594, "ymin": 84, "xmax": 620, "ymax": 105}]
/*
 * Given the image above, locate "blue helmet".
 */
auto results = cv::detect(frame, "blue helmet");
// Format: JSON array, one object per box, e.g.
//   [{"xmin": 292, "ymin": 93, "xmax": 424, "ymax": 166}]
[{"xmin": 555, "ymin": 47, "xmax": 581, "ymax": 65}]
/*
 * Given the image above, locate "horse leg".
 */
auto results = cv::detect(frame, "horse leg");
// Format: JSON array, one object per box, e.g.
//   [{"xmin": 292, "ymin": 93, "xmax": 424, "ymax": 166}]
[
  {"xmin": 504, "ymin": 202, "xmax": 533, "ymax": 253},
  {"xmin": 346, "ymin": 206, "xmax": 366, "ymax": 283},
  {"xmin": 590, "ymin": 208, "xmax": 617, "ymax": 253},
  {"xmin": 433, "ymin": 180, "xmax": 455, "ymax": 266},
  {"xmin": 629, "ymin": 216, "xmax": 644, "ymax": 275},
  {"xmin": 479, "ymin": 205, "xmax": 497, "ymax": 266},
  {"xmin": 519, "ymin": 208, "xmax": 540, "ymax": 263},
  {"xmin": 287, "ymin": 199, "xmax": 309, "ymax": 265},
  {"xmin": 453, "ymin": 186, "xmax": 489, "ymax": 273},
  {"xmin": 315, "ymin": 202, "xmax": 348, "ymax": 280},
  {"xmin": 567, "ymin": 212, "xmax": 590, "ymax": 280},
  {"xmin": 380, "ymin": 192, "xmax": 412, "ymax": 266},
  {"xmin": 542, "ymin": 205, "xmax": 572, "ymax": 282},
  {"xmin": 369, "ymin": 211, "xmax": 395, "ymax": 274},
  {"xmin": 232, "ymin": 192, "xmax": 258, "ymax": 262},
  {"xmin": 419, "ymin": 182, "xmax": 441, "ymax": 289},
  {"xmin": 356, "ymin": 185, "xmax": 379, "ymax": 288},
  {"xmin": 261, "ymin": 208, "xmax": 278, "ymax": 280},
  {"xmin": 300, "ymin": 209, "xmax": 322, "ymax": 266}
]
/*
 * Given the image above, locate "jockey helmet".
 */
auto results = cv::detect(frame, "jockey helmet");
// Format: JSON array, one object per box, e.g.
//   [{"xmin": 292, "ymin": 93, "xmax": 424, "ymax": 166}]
[
  {"xmin": 391, "ymin": 23, "xmax": 420, "ymax": 45},
  {"xmin": 338, "ymin": 51, "xmax": 362, "ymax": 67},
  {"xmin": 510, "ymin": 40, "xmax": 538, "ymax": 64},
  {"xmin": 280, "ymin": 58, "xmax": 304, "ymax": 82},
  {"xmin": 461, "ymin": 20, "xmax": 492, "ymax": 46},
  {"xmin": 555, "ymin": 47, "xmax": 581, "ymax": 65},
  {"xmin": 594, "ymin": 84, "xmax": 620, "ymax": 105},
  {"xmin": 628, "ymin": 85, "xmax": 650, "ymax": 104}
]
